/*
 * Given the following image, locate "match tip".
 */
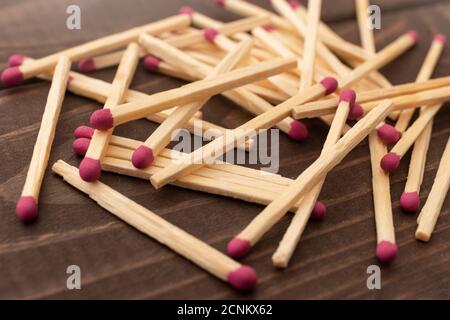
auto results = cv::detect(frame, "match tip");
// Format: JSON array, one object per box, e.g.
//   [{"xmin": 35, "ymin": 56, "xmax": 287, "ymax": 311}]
[
  {"xmin": 407, "ymin": 30, "xmax": 419, "ymax": 44},
  {"xmin": 227, "ymin": 266, "xmax": 257, "ymax": 291},
  {"xmin": 376, "ymin": 123, "xmax": 401, "ymax": 145},
  {"xmin": 144, "ymin": 55, "xmax": 161, "ymax": 73},
  {"xmin": 288, "ymin": 0, "xmax": 302, "ymax": 9},
  {"xmin": 400, "ymin": 192, "xmax": 420, "ymax": 213},
  {"xmin": 179, "ymin": 6, "xmax": 194, "ymax": 16},
  {"xmin": 376, "ymin": 241, "xmax": 398, "ymax": 263},
  {"xmin": 319, "ymin": 77, "xmax": 338, "ymax": 95},
  {"xmin": 348, "ymin": 103, "xmax": 364, "ymax": 121},
  {"xmin": 288, "ymin": 120, "xmax": 308, "ymax": 141},
  {"xmin": 339, "ymin": 89, "xmax": 356, "ymax": 105},
  {"xmin": 204, "ymin": 28, "xmax": 219, "ymax": 43},
  {"xmin": 1, "ymin": 67, "xmax": 24, "ymax": 86},
  {"xmin": 380, "ymin": 152, "xmax": 401, "ymax": 173},
  {"xmin": 215, "ymin": 0, "xmax": 225, "ymax": 7},
  {"xmin": 8, "ymin": 54, "xmax": 25, "ymax": 67},
  {"xmin": 434, "ymin": 34, "xmax": 447, "ymax": 44},
  {"xmin": 72, "ymin": 138, "xmax": 91, "ymax": 156},
  {"xmin": 89, "ymin": 109, "xmax": 113, "ymax": 131},
  {"xmin": 310, "ymin": 201, "xmax": 326, "ymax": 220},
  {"xmin": 16, "ymin": 196, "xmax": 38, "ymax": 223},
  {"xmin": 132, "ymin": 145, "xmax": 154, "ymax": 169},
  {"xmin": 227, "ymin": 237, "xmax": 251, "ymax": 259},
  {"xmin": 74, "ymin": 125, "xmax": 94, "ymax": 139},
  {"xmin": 79, "ymin": 157, "xmax": 101, "ymax": 182},
  {"xmin": 77, "ymin": 58, "xmax": 97, "ymax": 73},
  {"xmin": 262, "ymin": 24, "xmax": 275, "ymax": 32}
]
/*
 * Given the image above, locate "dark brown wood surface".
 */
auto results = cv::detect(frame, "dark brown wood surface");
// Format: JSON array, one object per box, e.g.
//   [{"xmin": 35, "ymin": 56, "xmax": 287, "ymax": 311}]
[{"xmin": 0, "ymin": 0, "xmax": 449, "ymax": 299}]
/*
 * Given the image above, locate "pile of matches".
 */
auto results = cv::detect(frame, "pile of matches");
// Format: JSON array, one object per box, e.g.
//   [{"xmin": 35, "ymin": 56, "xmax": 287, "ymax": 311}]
[{"xmin": 2, "ymin": 0, "xmax": 450, "ymax": 292}]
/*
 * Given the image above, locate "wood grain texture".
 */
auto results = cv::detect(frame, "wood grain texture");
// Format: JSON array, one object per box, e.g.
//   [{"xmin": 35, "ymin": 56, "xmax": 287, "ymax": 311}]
[{"xmin": 0, "ymin": 0, "xmax": 449, "ymax": 299}]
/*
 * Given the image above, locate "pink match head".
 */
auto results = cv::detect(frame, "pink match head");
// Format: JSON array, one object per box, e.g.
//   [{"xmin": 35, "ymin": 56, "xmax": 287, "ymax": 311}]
[
  {"xmin": 179, "ymin": 6, "xmax": 194, "ymax": 16},
  {"xmin": 380, "ymin": 152, "xmax": 401, "ymax": 173},
  {"xmin": 1, "ymin": 67, "xmax": 24, "ymax": 86},
  {"xmin": 8, "ymin": 54, "xmax": 25, "ymax": 67},
  {"xmin": 16, "ymin": 196, "xmax": 38, "ymax": 222},
  {"xmin": 215, "ymin": 0, "xmax": 225, "ymax": 7},
  {"xmin": 434, "ymin": 34, "xmax": 447, "ymax": 44},
  {"xmin": 310, "ymin": 201, "xmax": 326, "ymax": 220},
  {"xmin": 348, "ymin": 103, "xmax": 364, "ymax": 121},
  {"xmin": 288, "ymin": 120, "xmax": 308, "ymax": 141},
  {"xmin": 204, "ymin": 28, "xmax": 219, "ymax": 43},
  {"xmin": 400, "ymin": 192, "xmax": 420, "ymax": 213},
  {"xmin": 72, "ymin": 138, "xmax": 91, "ymax": 156},
  {"xmin": 144, "ymin": 55, "xmax": 161, "ymax": 73},
  {"xmin": 319, "ymin": 77, "xmax": 338, "ymax": 95},
  {"xmin": 376, "ymin": 123, "xmax": 400, "ymax": 145},
  {"xmin": 79, "ymin": 157, "xmax": 101, "ymax": 182},
  {"xmin": 227, "ymin": 266, "xmax": 257, "ymax": 291},
  {"xmin": 77, "ymin": 58, "xmax": 96, "ymax": 73},
  {"xmin": 339, "ymin": 89, "xmax": 356, "ymax": 105},
  {"xmin": 89, "ymin": 109, "xmax": 114, "ymax": 131},
  {"xmin": 376, "ymin": 241, "xmax": 398, "ymax": 263},
  {"xmin": 262, "ymin": 24, "xmax": 275, "ymax": 32},
  {"xmin": 227, "ymin": 237, "xmax": 251, "ymax": 259},
  {"xmin": 406, "ymin": 30, "xmax": 419, "ymax": 44},
  {"xmin": 288, "ymin": 0, "xmax": 301, "ymax": 9},
  {"xmin": 74, "ymin": 125, "xmax": 94, "ymax": 139},
  {"xmin": 132, "ymin": 145, "xmax": 154, "ymax": 169}
]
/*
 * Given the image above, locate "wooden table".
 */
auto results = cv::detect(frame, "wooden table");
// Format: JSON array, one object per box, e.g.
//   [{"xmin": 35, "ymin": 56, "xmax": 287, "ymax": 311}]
[{"xmin": 0, "ymin": 0, "xmax": 449, "ymax": 299}]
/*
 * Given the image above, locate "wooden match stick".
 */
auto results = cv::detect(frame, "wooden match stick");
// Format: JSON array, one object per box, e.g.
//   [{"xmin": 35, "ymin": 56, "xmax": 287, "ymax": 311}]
[
  {"xmin": 395, "ymin": 35, "xmax": 446, "ymax": 132},
  {"xmin": 1, "ymin": 15, "xmax": 189, "ymax": 86},
  {"xmin": 216, "ymin": 0, "xmax": 368, "ymax": 62},
  {"xmin": 78, "ymin": 43, "xmax": 140, "ymax": 182},
  {"xmin": 226, "ymin": 100, "xmax": 394, "ymax": 259},
  {"xmin": 293, "ymin": 77, "xmax": 450, "ymax": 119},
  {"xmin": 148, "ymin": 77, "xmax": 339, "ymax": 189},
  {"xmin": 52, "ymin": 160, "xmax": 257, "ymax": 291},
  {"xmin": 131, "ymin": 37, "xmax": 253, "ymax": 169},
  {"xmin": 15, "ymin": 56, "xmax": 71, "ymax": 222},
  {"xmin": 298, "ymin": 0, "xmax": 321, "ymax": 91},
  {"xmin": 357, "ymin": 0, "xmax": 397, "ymax": 263},
  {"xmin": 380, "ymin": 102, "xmax": 444, "ymax": 174},
  {"xmin": 172, "ymin": 13, "xmax": 307, "ymax": 139},
  {"xmin": 415, "ymin": 137, "xmax": 450, "ymax": 242},
  {"xmin": 73, "ymin": 133, "xmax": 327, "ymax": 213},
  {"xmin": 88, "ymin": 57, "xmax": 297, "ymax": 130},
  {"xmin": 272, "ymin": 89, "xmax": 355, "ymax": 268}
]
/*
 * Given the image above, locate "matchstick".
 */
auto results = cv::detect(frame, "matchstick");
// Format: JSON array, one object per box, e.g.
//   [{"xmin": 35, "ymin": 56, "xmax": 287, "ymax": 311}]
[
  {"xmin": 78, "ymin": 43, "xmax": 140, "ymax": 182},
  {"xmin": 148, "ymin": 77, "xmax": 338, "ymax": 189},
  {"xmin": 226, "ymin": 100, "xmax": 394, "ymax": 258},
  {"xmin": 77, "ymin": 50, "xmax": 127, "ymax": 73},
  {"xmin": 1, "ymin": 15, "xmax": 189, "ymax": 86},
  {"xmin": 272, "ymin": 89, "xmax": 355, "ymax": 268},
  {"xmin": 356, "ymin": 0, "xmax": 397, "ymax": 263},
  {"xmin": 88, "ymin": 57, "xmax": 297, "ymax": 130},
  {"xmin": 52, "ymin": 160, "xmax": 257, "ymax": 291},
  {"xmin": 415, "ymin": 137, "xmax": 450, "ymax": 242},
  {"xmin": 15, "ymin": 56, "xmax": 71, "ymax": 222},
  {"xmin": 380, "ymin": 102, "xmax": 443, "ymax": 174},
  {"xmin": 298, "ymin": 0, "xmax": 321, "ymax": 91},
  {"xmin": 72, "ymin": 134, "xmax": 325, "ymax": 213},
  {"xmin": 395, "ymin": 35, "xmax": 446, "ymax": 132},
  {"xmin": 293, "ymin": 78, "xmax": 450, "ymax": 119},
  {"xmin": 149, "ymin": 29, "xmax": 416, "ymax": 190},
  {"xmin": 356, "ymin": 0, "xmax": 376, "ymax": 54},
  {"xmin": 131, "ymin": 37, "xmax": 253, "ymax": 169}
]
